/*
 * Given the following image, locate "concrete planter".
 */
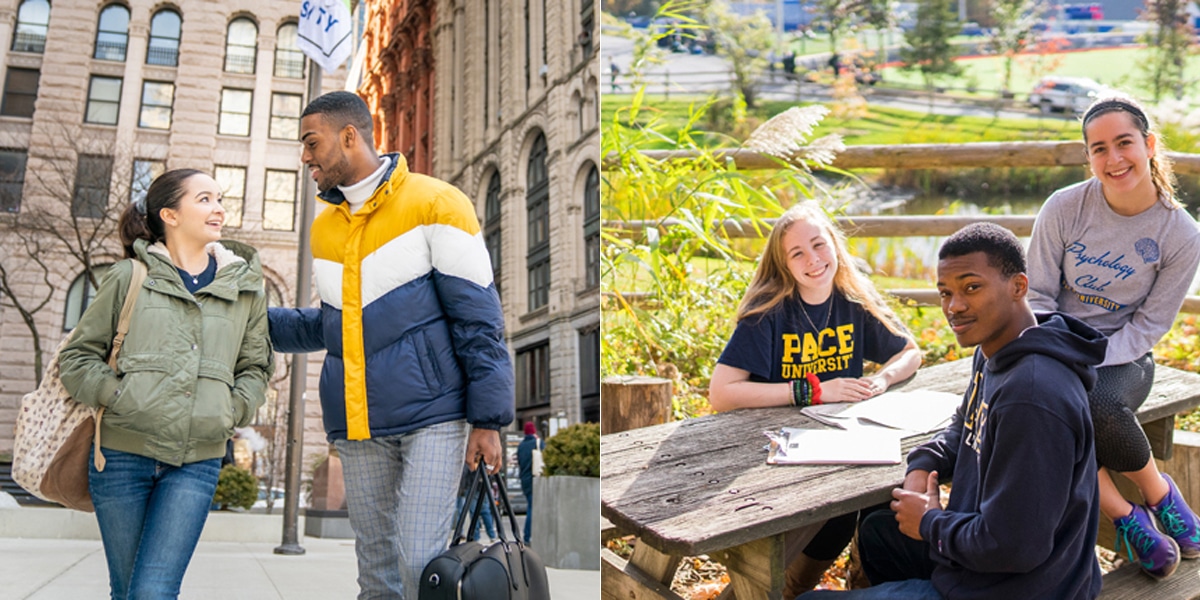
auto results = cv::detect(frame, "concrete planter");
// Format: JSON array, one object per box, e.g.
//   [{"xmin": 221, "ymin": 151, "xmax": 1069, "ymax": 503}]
[{"xmin": 530, "ymin": 475, "xmax": 600, "ymax": 570}]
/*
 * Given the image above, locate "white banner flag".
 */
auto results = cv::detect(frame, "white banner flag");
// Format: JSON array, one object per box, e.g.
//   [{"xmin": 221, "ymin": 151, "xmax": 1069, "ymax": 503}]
[{"xmin": 297, "ymin": 0, "xmax": 353, "ymax": 74}]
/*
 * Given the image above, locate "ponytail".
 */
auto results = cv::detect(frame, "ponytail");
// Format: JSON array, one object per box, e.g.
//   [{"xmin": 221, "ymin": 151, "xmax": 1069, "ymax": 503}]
[
  {"xmin": 117, "ymin": 168, "xmax": 204, "ymax": 258},
  {"xmin": 117, "ymin": 202, "xmax": 154, "ymax": 258}
]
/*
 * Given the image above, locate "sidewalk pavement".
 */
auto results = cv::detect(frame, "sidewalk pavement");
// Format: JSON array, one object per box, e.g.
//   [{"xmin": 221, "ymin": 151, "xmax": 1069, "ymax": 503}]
[
  {"xmin": 0, "ymin": 506, "xmax": 599, "ymax": 599},
  {"xmin": 1, "ymin": 537, "xmax": 600, "ymax": 599}
]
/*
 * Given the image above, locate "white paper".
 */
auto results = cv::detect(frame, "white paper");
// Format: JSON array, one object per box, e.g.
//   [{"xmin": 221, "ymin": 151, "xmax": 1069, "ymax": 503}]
[
  {"xmin": 767, "ymin": 427, "xmax": 902, "ymax": 465},
  {"xmin": 800, "ymin": 390, "xmax": 961, "ymax": 434}
]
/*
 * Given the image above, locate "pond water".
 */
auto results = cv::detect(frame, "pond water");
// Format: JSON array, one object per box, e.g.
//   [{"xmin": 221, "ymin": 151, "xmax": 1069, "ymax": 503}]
[{"xmin": 838, "ymin": 186, "xmax": 1200, "ymax": 294}]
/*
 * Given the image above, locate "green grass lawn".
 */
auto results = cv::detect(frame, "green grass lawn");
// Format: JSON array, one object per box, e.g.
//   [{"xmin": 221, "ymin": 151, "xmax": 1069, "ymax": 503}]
[
  {"xmin": 602, "ymin": 96, "xmax": 1079, "ymax": 148},
  {"xmin": 880, "ymin": 46, "xmax": 1198, "ymax": 104}
]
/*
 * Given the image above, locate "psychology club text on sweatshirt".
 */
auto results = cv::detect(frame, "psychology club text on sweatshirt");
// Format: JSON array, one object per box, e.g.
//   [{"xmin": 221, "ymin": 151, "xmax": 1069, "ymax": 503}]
[
  {"xmin": 1027, "ymin": 178, "xmax": 1200, "ymax": 366},
  {"xmin": 907, "ymin": 313, "xmax": 1107, "ymax": 600}
]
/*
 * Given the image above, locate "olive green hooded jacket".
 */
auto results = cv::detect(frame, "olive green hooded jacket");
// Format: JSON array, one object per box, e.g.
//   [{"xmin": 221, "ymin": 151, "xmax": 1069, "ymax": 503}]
[{"xmin": 59, "ymin": 238, "xmax": 273, "ymax": 466}]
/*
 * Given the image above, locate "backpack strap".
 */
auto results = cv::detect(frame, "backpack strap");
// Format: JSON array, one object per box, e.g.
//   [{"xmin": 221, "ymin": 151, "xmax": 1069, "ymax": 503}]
[{"xmin": 93, "ymin": 259, "xmax": 148, "ymax": 472}]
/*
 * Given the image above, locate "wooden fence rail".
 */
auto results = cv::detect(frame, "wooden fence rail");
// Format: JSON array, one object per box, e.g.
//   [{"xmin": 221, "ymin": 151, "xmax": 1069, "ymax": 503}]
[
  {"xmin": 604, "ymin": 142, "xmax": 1200, "ymax": 313},
  {"xmin": 608, "ymin": 215, "xmax": 1038, "ymax": 238},
  {"xmin": 602, "ymin": 141, "xmax": 1200, "ymax": 174}
]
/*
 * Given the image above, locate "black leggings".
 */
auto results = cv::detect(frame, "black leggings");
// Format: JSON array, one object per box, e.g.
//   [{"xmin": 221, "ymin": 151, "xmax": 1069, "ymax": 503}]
[{"xmin": 1091, "ymin": 353, "xmax": 1154, "ymax": 473}]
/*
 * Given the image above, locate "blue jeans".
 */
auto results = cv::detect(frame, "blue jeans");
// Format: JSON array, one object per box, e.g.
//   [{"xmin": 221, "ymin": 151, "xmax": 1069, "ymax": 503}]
[
  {"xmin": 89, "ymin": 448, "xmax": 221, "ymax": 600},
  {"xmin": 800, "ymin": 579, "xmax": 943, "ymax": 599},
  {"xmin": 335, "ymin": 419, "xmax": 468, "ymax": 599},
  {"xmin": 522, "ymin": 488, "xmax": 533, "ymax": 544},
  {"xmin": 454, "ymin": 494, "xmax": 496, "ymax": 540}
]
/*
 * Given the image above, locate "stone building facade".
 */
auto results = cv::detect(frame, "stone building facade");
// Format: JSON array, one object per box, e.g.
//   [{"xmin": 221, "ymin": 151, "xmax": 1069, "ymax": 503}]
[
  {"xmin": 0, "ymin": 0, "xmax": 343, "ymax": 478},
  {"xmin": 358, "ymin": 0, "xmax": 600, "ymax": 435}
]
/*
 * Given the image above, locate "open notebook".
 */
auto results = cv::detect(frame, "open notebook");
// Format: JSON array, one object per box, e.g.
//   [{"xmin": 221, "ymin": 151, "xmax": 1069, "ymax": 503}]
[
  {"xmin": 764, "ymin": 389, "xmax": 962, "ymax": 465},
  {"xmin": 766, "ymin": 426, "xmax": 902, "ymax": 465},
  {"xmin": 800, "ymin": 390, "xmax": 961, "ymax": 434}
]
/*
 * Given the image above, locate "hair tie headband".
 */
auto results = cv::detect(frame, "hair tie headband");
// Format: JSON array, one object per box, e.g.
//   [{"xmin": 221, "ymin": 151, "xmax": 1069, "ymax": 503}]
[{"xmin": 1082, "ymin": 98, "xmax": 1149, "ymax": 133}]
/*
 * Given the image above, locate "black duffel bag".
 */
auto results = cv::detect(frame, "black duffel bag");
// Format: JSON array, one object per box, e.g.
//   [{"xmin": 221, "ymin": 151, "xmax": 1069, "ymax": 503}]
[{"xmin": 419, "ymin": 465, "xmax": 550, "ymax": 600}]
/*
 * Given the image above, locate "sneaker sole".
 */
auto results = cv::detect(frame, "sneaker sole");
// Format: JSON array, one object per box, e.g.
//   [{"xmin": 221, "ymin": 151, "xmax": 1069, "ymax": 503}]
[{"xmin": 1141, "ymin": 537, "xmax": 1182, "ymax": 580}]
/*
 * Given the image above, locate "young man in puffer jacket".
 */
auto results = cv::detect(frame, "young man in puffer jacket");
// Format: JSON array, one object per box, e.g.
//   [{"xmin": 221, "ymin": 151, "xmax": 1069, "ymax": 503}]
[{"xmin": 269, "ymin": 91, "xmax": 514, "ymax": 598}]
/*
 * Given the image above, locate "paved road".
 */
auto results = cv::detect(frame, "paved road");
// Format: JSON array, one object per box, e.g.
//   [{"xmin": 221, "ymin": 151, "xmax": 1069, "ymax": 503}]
[{"xmin": 602, "ymin": 34, "xmax": 1070, "ymax": 122}]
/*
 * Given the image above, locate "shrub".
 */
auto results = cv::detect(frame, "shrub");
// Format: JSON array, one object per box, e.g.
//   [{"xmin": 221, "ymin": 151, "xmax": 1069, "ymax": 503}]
[
  {"xmin": 543, "ymin": 423, "xmax": 600, "ymax": 478},
  {"xmin": 213, "ymin": 464, "xmax": 258, "ymax": 510}
]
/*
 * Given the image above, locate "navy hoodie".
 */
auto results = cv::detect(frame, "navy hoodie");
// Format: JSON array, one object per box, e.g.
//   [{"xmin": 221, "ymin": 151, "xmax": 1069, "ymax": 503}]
[{"xmin": 907, "ymin": 312, "xmax": 1106, "ymax": 600}]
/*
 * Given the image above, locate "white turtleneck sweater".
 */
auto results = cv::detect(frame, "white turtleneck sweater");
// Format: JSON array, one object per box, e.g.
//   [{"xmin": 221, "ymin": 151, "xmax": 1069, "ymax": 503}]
[{"xmin": 338, "ymin": 156, "xmax": 392, "ymax": 214}]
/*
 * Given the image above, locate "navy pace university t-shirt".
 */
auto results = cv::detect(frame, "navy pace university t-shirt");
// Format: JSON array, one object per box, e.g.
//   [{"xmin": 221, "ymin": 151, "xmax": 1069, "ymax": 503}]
[{"xmin": 718, "ymin": 291, "xmax": 908, "ymax": 383}]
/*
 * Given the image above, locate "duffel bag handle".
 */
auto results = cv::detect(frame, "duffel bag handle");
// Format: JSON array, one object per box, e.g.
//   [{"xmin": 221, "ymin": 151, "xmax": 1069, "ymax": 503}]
[
  {"xmin": 453, "ymin": 465, "xmax": 487, "ymax": 544},
  {"xmin": 490, "ymin": 472, "xmax": 524, "ymax": 545},
  {"xmin": 452, "ymin": 464, "xmax": 529, "ymax": 551}
]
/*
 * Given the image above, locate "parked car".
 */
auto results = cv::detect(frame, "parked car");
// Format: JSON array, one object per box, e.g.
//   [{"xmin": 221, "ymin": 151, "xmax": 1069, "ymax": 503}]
[{"xmin": 1028, "ymin": 76, "xmax": 1111, "ymax": 114}]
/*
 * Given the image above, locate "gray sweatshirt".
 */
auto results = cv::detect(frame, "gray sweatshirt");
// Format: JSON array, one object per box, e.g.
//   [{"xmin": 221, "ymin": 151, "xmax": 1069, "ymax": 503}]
[{"xmin": 1027, "ymin": 178, "xmax": 1200, "ymax": 366}]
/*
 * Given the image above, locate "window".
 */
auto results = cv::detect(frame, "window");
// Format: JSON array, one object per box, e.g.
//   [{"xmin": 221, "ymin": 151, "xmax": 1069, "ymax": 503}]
[
  {"xmin": 580, "ymin": 0, "xmax": 595, "ymax": 60},
  {"xmin": 526, "ymin": 133, "xmax": 549, "ymax": 310},
  {"xmin": 130, "ymin": 159, "xmax": 164, "ymax": 207},
  {"xmin": 13, "ymin": 0, "xmax": 50, "ymax": 53},
  {"xmin": 583, "ymin": 165, "xmax": 599, "ymax": 289},
  {"xmin": 219, "ymin": 88, "xmax": 252, "ymax": 136},
  {"xmin": 224, "ymin": 18, "xmax": 257, "ymax": 74},
  {"xmin": 579, "ymin": 327, "xmax": 599, "ymax": 423},
  {"xmin": 64, "ymin": 264, "xmax": 113, "ymax": 331},
  {"xmin": 274, "ymin": 23, "xmax": 304, "ymax": 78},
  {"xmin": 94, "ymin": 4, "xmax": 130, "ymax": 61},
  {"xmin": 214, "ymin": 166, "xmax": 245, "ymax": 228},
  {"xmin": 0, "ymin": 150, "xmax": 28, "ymax": 213},
  {"xmin": 139, "ymin": 81, "xmax": 174, "ymax": 129},
  {"xmin": 263, "ymin": 170, "xmax": 296, "ymax": 231},
  {"xmin": 147, "ymin": 9, "xmax": 181, "ymax": 66},
  {"xmin": 72, "ymin": 155, "xmax": 113, "ymax": 218},
  {"xmin": 1, "ymin": 68, "xmax": 39, "ymax": 118},
  {"xmin": 516, "ymin": 343, "xmax": 550, "ymax": 410},
  {"xmin": 270, "ymin": 93, "xmax": 301, "ymax": 140},
  {"xmin": 484, "ymin": 171, "xmax": 503, "ymax": 294},
  {"xmin": 85, "ymin": 76, "xmax": 121, "ymax": 125}
]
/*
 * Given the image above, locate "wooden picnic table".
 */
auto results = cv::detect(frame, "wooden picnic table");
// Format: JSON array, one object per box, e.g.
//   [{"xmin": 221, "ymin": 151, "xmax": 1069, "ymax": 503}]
[{"xmin": 600, "ymin": 358, "xmax": 1200, "ymax": 600}]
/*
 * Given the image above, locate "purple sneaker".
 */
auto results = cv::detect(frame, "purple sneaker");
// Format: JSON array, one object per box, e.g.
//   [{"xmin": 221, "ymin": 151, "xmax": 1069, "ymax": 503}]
[
  {"xmin": 1114, "ymin": 504, "xmax": 1180, "ymax": 580},
  {"xmin": 1150, "ymin": 474, "xmax": 1200, "ymax": 559}
]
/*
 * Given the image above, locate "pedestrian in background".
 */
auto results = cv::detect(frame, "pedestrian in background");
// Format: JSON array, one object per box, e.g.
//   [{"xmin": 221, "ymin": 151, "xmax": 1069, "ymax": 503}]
[
  {"xmin": 517, "ymin": 421, "xmax": 544, "ymax": 544},
  {"xmin": 59, "ymin": 169, "xmax": 273, "ymax": 599}
]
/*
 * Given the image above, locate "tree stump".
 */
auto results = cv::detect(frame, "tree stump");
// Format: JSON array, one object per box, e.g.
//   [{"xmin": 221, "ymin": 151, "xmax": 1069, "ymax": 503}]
[{"xmin": 601, "ymin": 376, "xmax": 672, "ymax": 434}]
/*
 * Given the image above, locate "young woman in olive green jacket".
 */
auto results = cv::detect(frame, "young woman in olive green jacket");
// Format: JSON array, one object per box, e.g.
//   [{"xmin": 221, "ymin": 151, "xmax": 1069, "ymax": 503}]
[{"xmin": 59, "ymin": 168, "xmax": 273, "ymax": 599}]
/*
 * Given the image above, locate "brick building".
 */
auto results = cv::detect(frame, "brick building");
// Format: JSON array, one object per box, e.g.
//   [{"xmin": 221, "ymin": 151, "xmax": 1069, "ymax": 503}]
[{"xmin": 357, "ymin": 0, "xmax": 600, "ymax": 435}]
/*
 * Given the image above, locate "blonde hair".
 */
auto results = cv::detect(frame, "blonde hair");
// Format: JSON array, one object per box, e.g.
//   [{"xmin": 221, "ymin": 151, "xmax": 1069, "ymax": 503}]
[
  {"xmin": 1082, "ymin": 96, "xmax": 1181, "ymax": 209},
  {"xmin": 736, "ymin": 202, "xmax": 908, "ymax": 338}
]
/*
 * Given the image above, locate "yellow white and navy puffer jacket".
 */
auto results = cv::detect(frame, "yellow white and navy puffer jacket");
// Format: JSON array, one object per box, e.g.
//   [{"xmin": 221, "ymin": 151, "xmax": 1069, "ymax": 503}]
[{"xmin": 268, "ymin": 154, "xmax": 514, "ymax": 441}]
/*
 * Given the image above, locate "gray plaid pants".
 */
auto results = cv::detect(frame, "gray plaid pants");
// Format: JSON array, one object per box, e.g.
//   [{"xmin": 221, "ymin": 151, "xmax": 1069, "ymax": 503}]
[{"xmin": 334, "ymin": 419, "xmax": 469, "ymax": 600}]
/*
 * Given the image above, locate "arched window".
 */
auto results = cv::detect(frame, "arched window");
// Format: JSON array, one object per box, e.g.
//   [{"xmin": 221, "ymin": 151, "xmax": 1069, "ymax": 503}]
[
  {"xmin": 583, "ymin": 165, "xmax": 599, "ymax": 289},
  {"xmin": 146, "ymin": 9, "xmax": 181, "ymax": 66},
  {"xmin": 484, "ymin": 171, "xmax": 502, "ymax": 294},
  {"xmin": 224, "ymin": 17, "xmax": 257, "ymax": 74},
  {"xmin": 12, "ymin": 0, "xmax": 50, "ymax": 54},
  {"xmin": 274, "ymin": 23, "xmax": 304, "ymax": 78},
  {"xmin": 94, "ymin": 4, "xmax": 130, "ymax": 62},
  {"xmin": 526, "ymin": 133, "xmax": 549, "ymax": 311},
  {"xmin": 63, "ymin": 264, "xmax": 113, "ymax": 331}
]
